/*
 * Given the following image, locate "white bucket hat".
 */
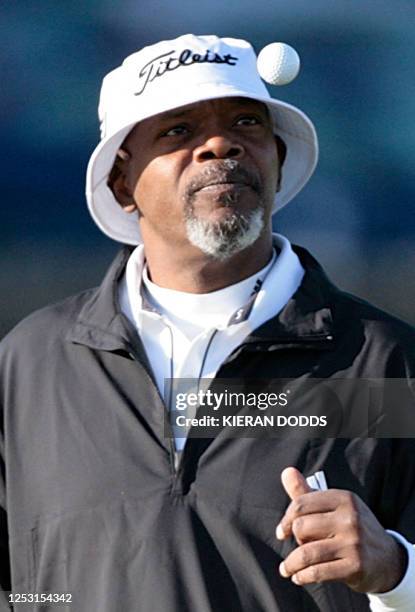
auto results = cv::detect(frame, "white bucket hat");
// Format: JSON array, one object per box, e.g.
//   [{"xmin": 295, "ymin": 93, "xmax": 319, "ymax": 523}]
[{"xmin": 86, "ymin": 34, "xmax": 318, "ymax": 245}]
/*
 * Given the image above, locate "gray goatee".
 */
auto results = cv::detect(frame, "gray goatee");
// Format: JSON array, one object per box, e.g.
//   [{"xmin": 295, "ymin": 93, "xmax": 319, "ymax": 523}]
[
  {"xmin": 183, "ymin": 159, "xmax": 265, "ymax": 261},
  {"xmin": 185, "ymin": 207, "xmax": 264, "ymax": 262}
]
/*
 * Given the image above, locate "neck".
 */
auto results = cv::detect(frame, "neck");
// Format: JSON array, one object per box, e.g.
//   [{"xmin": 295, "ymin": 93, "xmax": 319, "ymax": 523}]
[{"xmin": 142, "ymin": 232, "xmax": 274, "ymax": 293}]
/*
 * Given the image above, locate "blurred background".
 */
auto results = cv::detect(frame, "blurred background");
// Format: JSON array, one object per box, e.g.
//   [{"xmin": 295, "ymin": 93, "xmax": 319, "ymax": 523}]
[{"xmin": 2, "ymin": 0, "xmax": 415, "ymax": 338}]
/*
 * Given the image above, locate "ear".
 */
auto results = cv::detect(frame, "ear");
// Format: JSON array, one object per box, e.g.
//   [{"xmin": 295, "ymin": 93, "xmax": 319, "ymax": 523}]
[
  {"xmin": 274, "ymin": 135, "xmax": 287, "ymax": 193},
  {"xmin": 107, "ymin": 149, "xmax": 138, "ymax": 213}
]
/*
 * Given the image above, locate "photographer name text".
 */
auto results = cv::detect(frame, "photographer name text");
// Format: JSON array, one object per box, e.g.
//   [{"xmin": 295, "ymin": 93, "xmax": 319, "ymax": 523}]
[{"xmin": 175, "ymin": 414, "xmax": 327, "ymax": 428}]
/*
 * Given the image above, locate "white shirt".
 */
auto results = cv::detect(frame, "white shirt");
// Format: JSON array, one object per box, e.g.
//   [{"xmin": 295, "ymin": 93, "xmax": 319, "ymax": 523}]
[
  {"xmin": 118, "ymin": 233, "xmax": 414, "ymax": 612},
  {"xmin": 119, "ymin": 234, "xmax": 303, "ymax": 397}
]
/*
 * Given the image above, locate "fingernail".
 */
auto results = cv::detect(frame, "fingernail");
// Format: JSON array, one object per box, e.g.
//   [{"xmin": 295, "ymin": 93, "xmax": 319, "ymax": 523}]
[
  {"xmin": 279, "ymin": 562, "xmax": 288, "ymax": 578},
  {"xmin": 276, "ymin": 523, "xmax": 285, "ymax": 540},
  {"xmin": 292, "ymin": 574, "xmax": 300, "ymax": 585}
]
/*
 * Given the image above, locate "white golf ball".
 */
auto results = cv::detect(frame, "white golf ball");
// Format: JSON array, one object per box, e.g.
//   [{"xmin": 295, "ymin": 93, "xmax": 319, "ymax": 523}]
[{"xmin": 257, "ymin": 42, "xmax": 300, "ymax": 86}]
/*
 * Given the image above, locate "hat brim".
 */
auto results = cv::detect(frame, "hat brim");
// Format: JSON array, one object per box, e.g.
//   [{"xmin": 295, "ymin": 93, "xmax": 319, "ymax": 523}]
[{"xmin": 86, "ymin": 91, "xmax": 318, "ymax": 245}]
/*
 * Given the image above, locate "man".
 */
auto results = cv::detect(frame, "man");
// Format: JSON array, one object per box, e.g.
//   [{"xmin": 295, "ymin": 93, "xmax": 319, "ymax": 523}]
[{"xmin": 0, "ymin": 34, "xmax": 414, "ymax": 611}]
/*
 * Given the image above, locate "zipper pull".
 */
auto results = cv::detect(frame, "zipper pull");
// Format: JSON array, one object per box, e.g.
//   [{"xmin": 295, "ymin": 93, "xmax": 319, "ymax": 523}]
[{"xmin": 174, "ymin": 450, "xmax": 182, "ymax": 472}]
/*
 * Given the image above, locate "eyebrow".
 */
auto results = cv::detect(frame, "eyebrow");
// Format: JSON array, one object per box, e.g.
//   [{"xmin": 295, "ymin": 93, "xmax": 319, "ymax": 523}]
[
  {"xmin": 160, "ymin": 108, "xmax": 192, "ymax": 120},
  {"xmin": 159, "ymin": 98, "xmax": 269, "ymax": 121}
]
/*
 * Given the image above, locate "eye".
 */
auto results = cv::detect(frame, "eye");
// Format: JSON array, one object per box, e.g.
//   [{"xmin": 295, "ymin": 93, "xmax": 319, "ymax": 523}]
[
  {"xmin": 235, "ymin": 115, "xmax": 263, "ymax": 126},
  {"xmin": 161, "ymin": 124, "xmax": 190, "ymax": 137}
]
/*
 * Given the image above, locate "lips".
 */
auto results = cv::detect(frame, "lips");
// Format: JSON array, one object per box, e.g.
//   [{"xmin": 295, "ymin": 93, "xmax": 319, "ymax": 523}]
[
  {"xmin": 198, "ymin": 180, "xmax": 249, "ymax": 191},
  {"xmin": 187, "ymin": 163, "xmax": 260, "ymax": 197}
]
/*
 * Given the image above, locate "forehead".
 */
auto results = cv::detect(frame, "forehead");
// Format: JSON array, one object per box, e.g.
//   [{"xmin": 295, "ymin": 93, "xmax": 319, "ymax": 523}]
[{"xmin": 158, "ymin": 96, "xmax": 269, "ymax": 119}]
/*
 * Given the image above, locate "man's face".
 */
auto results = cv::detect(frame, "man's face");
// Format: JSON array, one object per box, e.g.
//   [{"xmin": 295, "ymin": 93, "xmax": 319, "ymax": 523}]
[{"xmin": 117, "ymin": 97, "xmax": 281, "ymax": 260}]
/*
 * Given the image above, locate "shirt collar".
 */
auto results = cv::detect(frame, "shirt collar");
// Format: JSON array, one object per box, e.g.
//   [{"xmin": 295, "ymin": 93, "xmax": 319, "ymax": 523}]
[
  {"xmin": 66, "ymin": 241, "xmax": 335, "ymax": 351},
  {"xmin": 135, "ymin": 247, "xmax": 276, "ymax": 329},
  {"xmin": 119, "ymin": 234, "xmax": 304, "ymax": 332}
]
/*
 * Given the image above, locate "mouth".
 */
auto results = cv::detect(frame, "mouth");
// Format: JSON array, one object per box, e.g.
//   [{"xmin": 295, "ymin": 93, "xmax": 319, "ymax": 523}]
[
  {"xmin": 197, "ymin": 180, "xmax": 251, "ymax": 193},
  {"xmin": 187, "ymin": 163, "xmax": 260, "ymax": 198}
]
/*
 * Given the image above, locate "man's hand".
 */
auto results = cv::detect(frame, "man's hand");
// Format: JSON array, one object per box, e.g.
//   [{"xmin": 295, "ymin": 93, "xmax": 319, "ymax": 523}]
[{"xmin": 276, "ymin": 467, "xmax": 407, "ymax": 593}]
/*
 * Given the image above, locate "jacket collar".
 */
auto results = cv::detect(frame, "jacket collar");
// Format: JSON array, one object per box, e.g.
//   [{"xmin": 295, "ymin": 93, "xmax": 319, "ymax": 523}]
[
  {"xmin": 66, "ymin": 246, "xmax": 138, "ymax": 352},
  {"xmin": 245, "ymin": 245, "xmax": 335, "ymax": 344},
  {"xmin": 66, "ymin": 244, "xmax": 336, "ymax": 351}
]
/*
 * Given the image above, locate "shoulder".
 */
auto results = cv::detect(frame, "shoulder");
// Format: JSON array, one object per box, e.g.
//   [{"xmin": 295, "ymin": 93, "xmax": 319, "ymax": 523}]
[
  {"xmin": 0, "ymin": 288, "xmax": 97, "ymax": 360},
  {"xmin": 296, "ymin": 244, "xmax": 415, "ymax": 339},
  {"xmin": 294, "ymin": 245, "xmax": 415, "ymax": 374},
  {"xmin": 333, "ymin": 288, "xmax": 415, "ymax": 343},
  {"xmin": 333, "ymin": 288, "xmax": 415, "ymax": 372},
  {"xmin": 0, "ymin": 246, "xmax": 130, "ymax": 362},
  {"xmin": 327, "ymin": 280, "xmax": 415, "ymax": 391}
]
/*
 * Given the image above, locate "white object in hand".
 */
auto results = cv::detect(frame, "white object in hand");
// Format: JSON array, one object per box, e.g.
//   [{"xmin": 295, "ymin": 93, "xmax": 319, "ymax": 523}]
[
  {"xmin": 306, "ymin": 470, "xmax": 328, "ymax": 491},
  {"xmin": 257, "ymin": 42, "xmax": 300, "ymax": 86}
]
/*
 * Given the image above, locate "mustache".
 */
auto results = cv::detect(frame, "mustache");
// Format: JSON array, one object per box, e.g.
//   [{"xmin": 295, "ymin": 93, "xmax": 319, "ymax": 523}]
[{"xmin": 185, "ymin": 160, "xmax": 261, "ymax": 197}]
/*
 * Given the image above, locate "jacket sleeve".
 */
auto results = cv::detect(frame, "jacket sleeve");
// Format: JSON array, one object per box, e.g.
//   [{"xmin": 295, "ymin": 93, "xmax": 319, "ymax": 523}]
[
  {"xmin": 368, "ymin": 531, "xmax": 415, "ymax": 612},
  {"xmin": 0, "ymin": 432, "xmax": 11, "ymax": 611}
]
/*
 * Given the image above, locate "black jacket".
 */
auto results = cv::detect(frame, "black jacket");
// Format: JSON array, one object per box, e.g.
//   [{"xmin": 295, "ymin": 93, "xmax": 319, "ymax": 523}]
[{"xmin": 0, "ymin": 246, "xmax": 414, "ymax": 611}]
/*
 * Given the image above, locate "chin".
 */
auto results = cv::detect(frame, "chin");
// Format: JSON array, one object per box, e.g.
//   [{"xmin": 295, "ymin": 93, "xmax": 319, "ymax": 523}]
[{"xmin": 185, "ymin": 207, "xmax": 265, "ymax": 262}]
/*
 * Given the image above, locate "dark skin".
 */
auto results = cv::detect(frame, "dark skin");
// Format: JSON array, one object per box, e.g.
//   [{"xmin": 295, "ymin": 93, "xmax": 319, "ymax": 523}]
[
  {"xmin": 109, "ymin": 96, "xmax": 407, "ymax": 594},
  {"xmin": 109, "ymin": 97, "xmax": 282, "ymax": 292},
  {"xmin": 277, "ymin": 468, "xmax": 407, "ymax": 593}
]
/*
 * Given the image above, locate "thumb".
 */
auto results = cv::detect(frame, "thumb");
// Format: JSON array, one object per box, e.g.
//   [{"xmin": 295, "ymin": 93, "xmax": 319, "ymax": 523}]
[{"xmin": 281, "ymin": 466, "xmax": 313, "ymax": 501}]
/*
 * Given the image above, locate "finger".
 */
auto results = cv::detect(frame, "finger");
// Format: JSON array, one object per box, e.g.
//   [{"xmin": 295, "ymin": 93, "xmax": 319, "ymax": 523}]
[
  {"xmin": 290, "ymin": 559, "xmax": 351, "ymax": 586},
  {"xmin": 276, "ymin": 489, "xmax": 356, "ymax": 540},
  {"xmin": 277, "ymin": 467, "xmax": 312, "ymax": 539},
  {"xmin": 281, "ymin": 467, "xmax": 313, "ymax": 501},
  {"xmin": 276, "ymin": 491, "xmax": 341, "ymax": 540},
  {"xmin": 291, "ymin": 512, "xmax": 336, "ymax": 545},
  {"xmin": 279, "ymin": 539, "xmax": 339, "ymax": 578}
]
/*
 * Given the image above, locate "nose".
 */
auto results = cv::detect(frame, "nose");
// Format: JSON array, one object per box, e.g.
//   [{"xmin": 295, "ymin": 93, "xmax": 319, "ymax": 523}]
[{"xmin": 193, "ymin": 134, "xmax": 245, "ymax": 162}]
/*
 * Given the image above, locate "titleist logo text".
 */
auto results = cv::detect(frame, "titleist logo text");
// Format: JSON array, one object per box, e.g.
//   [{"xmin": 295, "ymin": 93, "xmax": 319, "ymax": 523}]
[{"xmin": 134, "ymin": 48, "xmax": 239, "ymax": 96}]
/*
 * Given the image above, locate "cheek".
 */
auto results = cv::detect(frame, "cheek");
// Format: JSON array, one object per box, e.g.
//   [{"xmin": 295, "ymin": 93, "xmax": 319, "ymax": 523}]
[
  {"xmin": 131, "ymin": 164, "xmax": 165, "ymax": 208},
  {"xmin": 132, "ymin": 158, "xmax": 184, "ymax": 207},
  {"xmin": 259, "ymin": 144, "xmax": 280, "ymax": 193}
]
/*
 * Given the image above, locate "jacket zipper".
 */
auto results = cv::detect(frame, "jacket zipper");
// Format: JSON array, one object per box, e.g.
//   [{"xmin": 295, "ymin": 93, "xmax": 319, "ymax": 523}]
[
  {"xmin": 128, "ymin": 333, "xmax": 334, "ymax": 480},
  {"xmin": 127, "ymin": 347, "xmax": 179, "ymax": 480}
]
